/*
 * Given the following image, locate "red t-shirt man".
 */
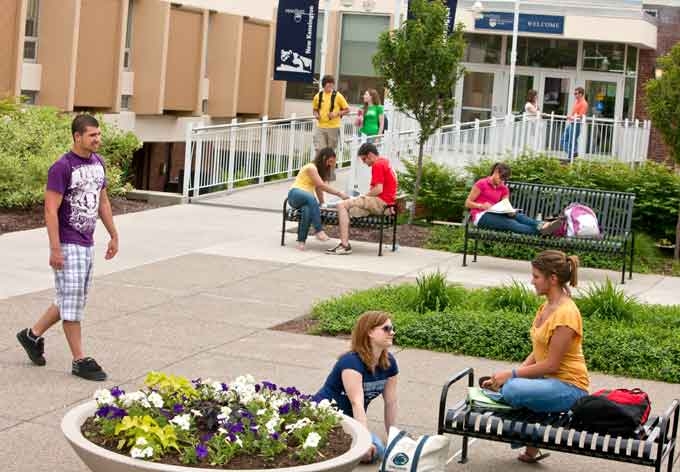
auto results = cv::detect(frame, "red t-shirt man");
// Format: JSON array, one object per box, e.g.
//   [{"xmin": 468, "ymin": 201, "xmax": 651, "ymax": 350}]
[{"xmin": 370, "ymin": 157, "xmax": 397, "ymax": 205}]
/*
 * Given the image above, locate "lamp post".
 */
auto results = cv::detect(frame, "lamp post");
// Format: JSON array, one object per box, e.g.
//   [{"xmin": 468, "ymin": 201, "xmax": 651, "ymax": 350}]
[
  {"xmin": 318, "ymin": 0, "xmax": 331, "ymax": 89},
  {"xmin": 472, "ymin": 0, "xmax": 521, "ymax": 116}
]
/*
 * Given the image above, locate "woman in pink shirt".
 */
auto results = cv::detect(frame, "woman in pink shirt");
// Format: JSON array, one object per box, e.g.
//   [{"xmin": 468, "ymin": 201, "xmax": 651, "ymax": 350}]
[{"xmin": 465, "ymin": 163, "xmax": 561, "ymax": 235}]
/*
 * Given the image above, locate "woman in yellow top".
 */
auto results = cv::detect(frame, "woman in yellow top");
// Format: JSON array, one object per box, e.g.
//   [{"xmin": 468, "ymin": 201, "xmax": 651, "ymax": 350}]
[
  {"xmin": 483, "ymin": 250, "xmax": 589, "ymax": 463},
  {"xmin": 287, "ymin": 147, "xmax": 348, "ymax": 250}
]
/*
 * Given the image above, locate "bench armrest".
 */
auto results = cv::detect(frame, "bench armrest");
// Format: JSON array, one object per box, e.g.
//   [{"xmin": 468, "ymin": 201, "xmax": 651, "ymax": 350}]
[
  {"xmin": 658, "ymin": 398, "xmax": 679, "ymax": 445},
  {"xmin": 438, "ymin": 367, "xmax": 474, "ymax": 431}
]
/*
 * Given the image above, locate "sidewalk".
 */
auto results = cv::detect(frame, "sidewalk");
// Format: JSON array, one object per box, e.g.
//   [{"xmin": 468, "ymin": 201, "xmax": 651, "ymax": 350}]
[{"xmin": 0, "ymin": 201, "xmax": 678, "ymax": 472}]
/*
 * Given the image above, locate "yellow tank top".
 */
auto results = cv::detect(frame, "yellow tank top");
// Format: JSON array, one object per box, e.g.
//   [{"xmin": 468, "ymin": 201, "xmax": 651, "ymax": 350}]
[
  {"xmin": 291, "ymin": 163, "xmax": 317, "ymax": 194},
  {"xmin": 530, "ymin": 298, "xmax": 590, "ymax": 392}
]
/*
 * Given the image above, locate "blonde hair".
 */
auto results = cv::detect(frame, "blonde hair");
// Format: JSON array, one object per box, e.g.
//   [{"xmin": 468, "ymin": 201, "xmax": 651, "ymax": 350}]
[
  {"xmin": 532, "ymin": 250, "xmax": 579, "ymax": 293},
  {"xmin": 348, "ymin": 311, "xmax": 391, "ymax": 373}
]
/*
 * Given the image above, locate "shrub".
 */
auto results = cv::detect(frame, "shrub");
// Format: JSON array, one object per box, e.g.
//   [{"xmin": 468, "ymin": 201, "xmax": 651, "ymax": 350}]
[
  {"xmin": 467, "ymin": 155, "xmax": 680, "ymax": 241},
  {"xmin": 415, "ymin": 270, "xmax": 450, "ymax": 312},
  {"xmin": 312, "ymin": 282, "xmax": 680, "ymax": 383},
  {"xmin": 575, "ymin": 279, "xmax": 638, "ymax": 322},
  {"xmin": 0, "ymin": 102, "xmax": 141, "ymax": 208},
  {"xmin": 398, "ymin": 158, "xmax": 470, "ymax": 222}
]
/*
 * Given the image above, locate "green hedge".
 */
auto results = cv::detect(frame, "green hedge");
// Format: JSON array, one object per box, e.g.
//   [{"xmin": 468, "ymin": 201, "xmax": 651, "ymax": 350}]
[
  {"xmin": 467, "ymin": 155, "xmax": 680, "ymax": 242},
  {"xmin": 0, "ymin": 99, "xmax": 141, "ymax": 208},
  {"xmin": 311, "ymin": 283, "xmax": 680, "ymax": 383}
]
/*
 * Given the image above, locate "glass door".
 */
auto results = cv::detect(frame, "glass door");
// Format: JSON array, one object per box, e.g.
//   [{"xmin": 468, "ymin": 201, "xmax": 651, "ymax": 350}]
[
  {"xmin": 512, "ymin": 74, "xmax": 536, "ymax": 114},
  {"xmin": 584, "ymin": 80, "xmax": 617, "ymax": 119},
  {"xmin": 540, "ymin": 76, "xmax": 570, "ymax": 116},
  {"xmin": 461, "ymin": 71, "xmax": 494, "ymax": 122}
]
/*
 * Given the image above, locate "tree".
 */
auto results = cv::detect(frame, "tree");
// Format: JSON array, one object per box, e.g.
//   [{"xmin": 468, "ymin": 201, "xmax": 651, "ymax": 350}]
[
  {"xmin": 645, "ymin": 41, "xmax": 680, "ymax": 259},
  {"xmin": 373, "ymin": 0, "xmax": 465, "ymax": 224}
]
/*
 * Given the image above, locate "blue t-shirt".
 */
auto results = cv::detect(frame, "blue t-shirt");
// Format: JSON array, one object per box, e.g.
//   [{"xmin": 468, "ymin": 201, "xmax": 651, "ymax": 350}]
[{"xmin": 315, "ymin": 351, "xmax": 398, "ymax": 416}]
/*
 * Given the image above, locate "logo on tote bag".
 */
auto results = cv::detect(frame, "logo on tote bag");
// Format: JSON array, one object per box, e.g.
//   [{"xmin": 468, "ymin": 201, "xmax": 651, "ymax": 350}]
[{"xmin": 392, "ymin": 452, "xmax": 410, "ymax": 466}]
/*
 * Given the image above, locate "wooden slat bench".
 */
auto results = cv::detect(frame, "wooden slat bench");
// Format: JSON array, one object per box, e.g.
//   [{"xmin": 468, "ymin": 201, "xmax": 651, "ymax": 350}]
[
  {"xmin": 280, "ymin": 198, "xmax": 398, "ymax": 256},
  {"xmin": 438, "ymin": 368, "xmax": 679, "ymax": 471},
  {"xmin": 463, "ymin": 182, "xmax": 636, "ymax": 283}
]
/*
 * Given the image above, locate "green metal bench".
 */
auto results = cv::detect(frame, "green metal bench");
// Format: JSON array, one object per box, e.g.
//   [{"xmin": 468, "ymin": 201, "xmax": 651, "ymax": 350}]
[
  {"xmin": 438, "ymin": 368, "xmax": 679, "ymax": 472},
  {"xmin": 463, "ymin": 182, "xmax": 636, "ymax": 284}
]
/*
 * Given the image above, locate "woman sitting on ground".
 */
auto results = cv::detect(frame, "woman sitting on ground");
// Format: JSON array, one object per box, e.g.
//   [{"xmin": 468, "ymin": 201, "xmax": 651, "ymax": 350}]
[
  {"xmin": 287, "ymin": 147, "xmax": 348, "ymax": 250},
  {"xmin": 482, "ymin": 250, "xmax": 590, "ymax": 463},
  {"xmin": 465, "ymin": 162, "xmax": 561, "ymax": 235},
  {"xmin": 314, "ymin": 311, "xmax": 398, "ymax": 464}
]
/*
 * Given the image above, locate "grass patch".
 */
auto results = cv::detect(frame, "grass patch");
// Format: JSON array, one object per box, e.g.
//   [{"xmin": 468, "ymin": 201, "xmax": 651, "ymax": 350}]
[{"xmin": 311, "ymin": 281, "xmax": 680, "ymax": 383}]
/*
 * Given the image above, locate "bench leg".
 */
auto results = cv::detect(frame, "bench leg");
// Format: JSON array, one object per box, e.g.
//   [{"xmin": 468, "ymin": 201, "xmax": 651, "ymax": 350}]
[
  {"xmin": 378, "ymin": 214, "xmax": 385, "ymax": 257},
  {"xmin": 473, "ymin": 239, "xmax": 479, "ymax": 263},
  {"xmin": 621, "ymin": 245, "xmax": 627, "ymax": 285},
  {"xmin": 629, "ymin": 232, "xmax": 635, "ymax": 280},
  {"xmin": 459, "ymin": 434, "xmax": 469, "ymax": 464},
  {"xmin": 392, "ymin": 217, "xmax": 397, "ymax": 252},
  {"xmin": 463, "ymin": 233, "xmax": 469, "ymax": 267},
  {"xmin": 281, "ymin": 199, "xmax": 288, "ymax": 247}
]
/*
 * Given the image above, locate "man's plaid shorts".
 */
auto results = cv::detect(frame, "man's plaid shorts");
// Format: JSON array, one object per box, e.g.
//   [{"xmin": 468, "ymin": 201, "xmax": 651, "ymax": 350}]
[{"xmin": 54, "ymin": 244, "xmax": 94, "ymax": 322}]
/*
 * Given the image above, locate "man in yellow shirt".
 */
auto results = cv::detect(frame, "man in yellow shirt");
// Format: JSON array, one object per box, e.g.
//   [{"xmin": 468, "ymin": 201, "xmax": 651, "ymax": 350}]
[{"xmin": 312, "ymin": 75, "xmax": 350, "ymax": 155}]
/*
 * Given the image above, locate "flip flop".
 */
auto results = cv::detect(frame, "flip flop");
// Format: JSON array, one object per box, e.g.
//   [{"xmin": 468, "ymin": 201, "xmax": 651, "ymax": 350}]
[
  {"xmin": 517, "ymin": 450, "xmax": 550, "ymax": 463},
  {"xmin": 478, "ymin": 376, "xmax": 492, "ymax": 388}
]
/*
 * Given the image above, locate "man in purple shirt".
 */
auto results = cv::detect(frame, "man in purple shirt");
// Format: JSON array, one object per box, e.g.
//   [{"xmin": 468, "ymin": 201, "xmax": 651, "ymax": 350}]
[{"xmin": 17, "ymin": 114, "xmax": 119, "ymax": 381}]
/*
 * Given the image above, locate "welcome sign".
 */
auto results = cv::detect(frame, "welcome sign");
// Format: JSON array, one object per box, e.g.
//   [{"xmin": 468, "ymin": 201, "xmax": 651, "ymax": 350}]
[
  {"xmin": 273, "ymin": 0, "xmax": 319, "ymax": 83},
  {"xmin": 475, "ymin": 12, "xmax": 565, "ymax": 35}
]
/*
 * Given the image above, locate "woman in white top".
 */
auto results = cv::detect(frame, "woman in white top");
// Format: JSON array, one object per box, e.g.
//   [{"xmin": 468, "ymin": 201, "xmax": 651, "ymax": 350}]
[{"xmin": 524, "ymin": 89, "xmax": 539, "ymax": 115}]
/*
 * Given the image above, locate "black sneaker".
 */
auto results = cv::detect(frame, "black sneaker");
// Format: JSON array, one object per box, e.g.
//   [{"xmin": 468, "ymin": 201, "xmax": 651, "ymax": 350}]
[
  {"xmin": 72, "ymin": 357, "xmax": 107, "ymax": 381},
  {"xmin": 325, "ymin": 243, "xmax": 352, "ymax": 255},
  {"xmin": 16, "ymin": 328, "xmax": 46, "ymax": 366}
]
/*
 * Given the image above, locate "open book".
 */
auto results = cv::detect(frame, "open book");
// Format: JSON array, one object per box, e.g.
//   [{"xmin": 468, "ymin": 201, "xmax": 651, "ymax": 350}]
[
  {"xmin": 467, "ymin": 387, "xmax": 514, "ymax": 411},
  {"xmin": 486, "ymin": 198, "xmax": 519, "ymax": 215}
]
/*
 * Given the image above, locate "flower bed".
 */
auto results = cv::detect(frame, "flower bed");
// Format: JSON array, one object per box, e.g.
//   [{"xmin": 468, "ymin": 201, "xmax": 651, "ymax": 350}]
[{"xmin": 73, "ymin": 372, "xmax": 359, "ymax": 469}]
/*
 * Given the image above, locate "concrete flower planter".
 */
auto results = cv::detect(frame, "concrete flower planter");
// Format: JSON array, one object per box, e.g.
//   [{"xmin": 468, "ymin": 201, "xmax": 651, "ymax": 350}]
[{"xmin": 62, "ymin": 401, "xmax": 372, "ymax": 472}]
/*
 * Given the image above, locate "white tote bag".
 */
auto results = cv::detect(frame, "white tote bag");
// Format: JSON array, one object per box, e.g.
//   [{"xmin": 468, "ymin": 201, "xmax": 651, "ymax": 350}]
[{"xmin": 379, "ymin": 427, "xmax": 450, "ymax": 472}]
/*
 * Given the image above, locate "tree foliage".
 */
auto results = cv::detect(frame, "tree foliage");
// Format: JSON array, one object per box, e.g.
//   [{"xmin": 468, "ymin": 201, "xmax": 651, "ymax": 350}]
[{"xmin": 373, "ymin": 0, "xmax": 465, "ymax": 223}]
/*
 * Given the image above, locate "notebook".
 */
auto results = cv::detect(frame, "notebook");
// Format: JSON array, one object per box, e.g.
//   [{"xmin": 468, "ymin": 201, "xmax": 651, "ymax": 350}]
[
  {"xmin": 467, "ymin": 387, "xmax": 514, "ymax": 411},
  {"xmin": 486, "ymin": 198, "xmax": 519, "ymax": 215}
]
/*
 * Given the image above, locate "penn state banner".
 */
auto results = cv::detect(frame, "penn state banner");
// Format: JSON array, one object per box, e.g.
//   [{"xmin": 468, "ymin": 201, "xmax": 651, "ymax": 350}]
[
  {"xmin": 273, "ymin": 0, "xmax": 319, "ymax": 83},
  {"xmin": 407, "ymin": 0, "xmax": 457, "ymax": 35}
]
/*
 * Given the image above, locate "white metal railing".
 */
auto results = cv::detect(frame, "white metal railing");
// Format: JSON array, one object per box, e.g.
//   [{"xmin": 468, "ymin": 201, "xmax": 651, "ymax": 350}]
[{"xmin": 183, "ymin": 110, "xmax": 651, "ymax": 198}]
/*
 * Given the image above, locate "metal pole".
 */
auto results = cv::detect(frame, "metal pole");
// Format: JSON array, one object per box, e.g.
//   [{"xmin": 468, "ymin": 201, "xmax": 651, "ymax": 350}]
[
  {"xmin": 318, "ymin": 0, "xmax": 331, "ymax": 88},
  {"xmin": 506, "ymin": 0, "xmax": 520, "ymax": 117}
]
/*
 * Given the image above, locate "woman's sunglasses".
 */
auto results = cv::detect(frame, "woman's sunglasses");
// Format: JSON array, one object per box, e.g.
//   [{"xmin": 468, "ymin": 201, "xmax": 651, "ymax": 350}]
[{"xmin": 380, "ymin": 325, "xmax": 395, "ymax": 333}]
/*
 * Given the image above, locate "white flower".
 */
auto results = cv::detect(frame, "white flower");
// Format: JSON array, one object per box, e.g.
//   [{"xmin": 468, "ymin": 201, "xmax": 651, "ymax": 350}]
[
  {"xmin": 147, "ymin": 392, "xmax": 164, "ymax": 409},
  {"xmin": 120, "ymin": 391, "xmax": 147, "ymax": 408},
  {"xmin": 170, "ymin": 414, "xmax": 191, "ymax": 431},
  {"xmin": 265, "ymin": 414, "xmax": 281, "ymax": 434},
  {"xmin": 235, "ymin": 437, "xmax": 243, "ymax": 448},
  {"xmin": 285, "ymin": 417, "xmax": 312, "ymax": 432},
  {"xmin": 303, "ymin": 432, "xmax": 321, "ymax": 449},
  {"xmin": 93, "ymin": 389, "xmax": 115, "ymax": 406},
  {"xmin": 191, "ymin": 409, "xmax": 203, "ymax": 417},
  {"xmin": 211, "ymin": 381, "xmax": 223, "ymax": 392},
  {"xmin": 217, "ymin": 406, "xmax": 232, "ymax": 421},
  {"xmin": 135, "ymin": 437, "xmax": 148, "ymax": 446},
  {"xmin": 130, "ymin": 446, "xmax": 154, "ymax": 459},
  {"xmin": 256, "ymin": 408, "xmax": 267, "ymax": 416},
  {"xmin": 316, "ymin": 399, "xmax": 333, "ymax": 410}
]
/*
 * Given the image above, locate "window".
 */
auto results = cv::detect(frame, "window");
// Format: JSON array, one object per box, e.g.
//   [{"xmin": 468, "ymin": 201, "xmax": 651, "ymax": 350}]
[
  {"xmin": 509, "ymin": 37, "xmax": 577, "ymax": 69},
  {"xmin": 623, "ymin": 77, "xmax": 636, "ymax": 120},
  {"xmin": 201, "ymin": 99, "xmax": 208, "ymax": 115},
  {"xmin": 286, "ymin": 12, "xmax": 325, "ymax": 100},
  {"xmin": 338, "ymin": 14, "xmax": 390, "ymax": 104},
  {"xmin": 463, "ymin": 33, "xmax": 501, "ymax": 64},
  {"xmin": 626, "ymin": 46, "xmax": 638, "ymax": 76},
  {"xmin": 24, "ymin": 0, "xmax": 40, "ymax": 62},
  {"xmin": 123, "ymin": 0, "xmax": 133, "ymax": 70},
  {"xmin": 121, "ymin": 95, "xmax": 132, "ymax": 110},
  {"xmin": 21, "ymin": 90, "xmax": 38, "ymax": 105},
  {"xmin": 582, "ymin": 42, "xmax": 625, "ymax": 73}
]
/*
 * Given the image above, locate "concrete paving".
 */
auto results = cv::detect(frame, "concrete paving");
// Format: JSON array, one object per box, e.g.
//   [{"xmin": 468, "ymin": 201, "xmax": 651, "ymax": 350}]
[{"xmin": 1, "ymin": 195, "xmax": 679, "ymax": 472}]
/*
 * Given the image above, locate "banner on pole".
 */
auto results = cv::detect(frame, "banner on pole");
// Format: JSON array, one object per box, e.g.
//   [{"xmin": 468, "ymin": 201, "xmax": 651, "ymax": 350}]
[
  {"xmin": 273, "ymin": 0, "xmax": 320, "ymax": 83},
  {"xmin": 407, "ymin": 0, "xmax": 458, "ymax": 35}
]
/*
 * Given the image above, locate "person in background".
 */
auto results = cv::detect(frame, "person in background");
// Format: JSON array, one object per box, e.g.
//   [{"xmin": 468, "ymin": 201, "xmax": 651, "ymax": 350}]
[
  {"xmin": 465, "ymin": 162, "xmax": 562, "ymax": 235},
  {"xmin": 312, "ymin": 75, "xmax": 350, "ymax": 180},
  {"xmin": 315, "ymin": 311, "xmax": 399, "ymax": 464},
  {"xmin": 355, "ymin": 89, "xmax": 384, "ymax": 142},
  {"xmin": 287, "ymin": 147, "xmax": 348, "ymax": 251},
  {"xmin": 481, "ymin": 250, "xmax": 590, "ymax": 463},
  {"xmin": 561, "ymin": 87, "xmax": 589, "ymax": 159},
  {"xmin": 524, "ymin": 89, "xmax": 540, "ymax": 115}
]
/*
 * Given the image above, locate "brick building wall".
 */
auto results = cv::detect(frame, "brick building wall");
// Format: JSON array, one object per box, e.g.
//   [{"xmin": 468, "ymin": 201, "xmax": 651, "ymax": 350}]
[{"xmin": 636, "ymin": 5, "xmax": 680, "ymax": 163}]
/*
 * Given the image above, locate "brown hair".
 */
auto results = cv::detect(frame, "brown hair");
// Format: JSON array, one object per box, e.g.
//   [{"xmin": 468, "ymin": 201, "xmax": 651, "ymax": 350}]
[
  {"xmin": 526, "ymin": 89, "xmax": 537, "ymax": 104},
  {"xmin": 575, "ymin": 86, "xmax": 585, "ymax": 96},
  {"xmin": 532, "ymin": 250, "xmax": 579, "ymax": 292},
  {"xmin": 490, "ymin": 162, "xmax": 511, "ymax": 181},
  {"xmin": 348, "ymin": 311, "xmax": 392, "ymax": 373},
  {"xmin": 321, "ymin": 75, "xmax": 335, "ymax": 87},
  {"xmin": 313, "ymin": 147, "xmax": 336, "ymax": 182},
  {"xmin": 362, "ymin": 89, "xmax": 381, "ymax": 117}
]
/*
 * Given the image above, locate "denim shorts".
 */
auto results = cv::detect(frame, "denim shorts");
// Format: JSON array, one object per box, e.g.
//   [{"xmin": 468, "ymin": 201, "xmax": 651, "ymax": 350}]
[{"xmin": 54, "ymin": 244, "xmax": 94, "ymax": 322}]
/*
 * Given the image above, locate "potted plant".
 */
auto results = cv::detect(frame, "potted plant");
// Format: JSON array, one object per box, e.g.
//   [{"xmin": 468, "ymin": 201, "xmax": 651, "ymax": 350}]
[{"xmin": 61, "ymin": 372, "xmax": 371, "ymax": 472}]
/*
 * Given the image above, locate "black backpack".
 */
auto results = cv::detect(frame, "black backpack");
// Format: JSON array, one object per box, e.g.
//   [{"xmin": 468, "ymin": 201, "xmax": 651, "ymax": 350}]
[
  {"xmin": 317, "ymin": 90, "xmax": 337, "ymax": 119},
  {"xmin": 570, "ymin": 388, "xmax": 651, "ymax": 437},
  {"xmin": 383, "ymin": 113, "xmax": 389, "ymax": 132}
]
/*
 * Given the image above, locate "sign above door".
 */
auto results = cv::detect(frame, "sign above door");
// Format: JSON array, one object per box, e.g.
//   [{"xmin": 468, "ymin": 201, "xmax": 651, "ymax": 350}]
[{"xmin": 475, "ymin": 12, "xmax": 565, "ymax": 35}]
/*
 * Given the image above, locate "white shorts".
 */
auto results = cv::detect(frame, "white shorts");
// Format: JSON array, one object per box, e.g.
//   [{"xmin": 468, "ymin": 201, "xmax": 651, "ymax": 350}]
[{"xmin": 54, "ymin": 244, "xmax": 94, "ymax": 322}]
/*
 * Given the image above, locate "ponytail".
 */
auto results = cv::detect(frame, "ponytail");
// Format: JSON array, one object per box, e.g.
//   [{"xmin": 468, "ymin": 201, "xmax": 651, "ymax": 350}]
[{"xmin": 532, "ymin": 250, "xmax": 579, "ymax": 293}]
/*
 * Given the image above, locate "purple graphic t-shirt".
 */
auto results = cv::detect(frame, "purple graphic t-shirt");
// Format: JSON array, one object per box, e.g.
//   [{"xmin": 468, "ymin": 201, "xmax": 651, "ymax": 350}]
[{"xmin": 46, "ymin": 151, "xmax": 107, "ymax": 247}]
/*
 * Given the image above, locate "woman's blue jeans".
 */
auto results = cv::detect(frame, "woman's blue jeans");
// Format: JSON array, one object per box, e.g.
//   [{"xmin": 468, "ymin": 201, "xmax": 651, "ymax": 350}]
[
  {"xmin": 369, "ymin": 432, "xmax": 386, "ymax": 463},
  {"xmin": 501, "ymin": 377, "xmax": 588, "ymax": 413},
  {"xmin": 287, "ymin": 188, "xmax": 322, "ymax": 243},
  {"xmin": 478, "ymin": 212, "xmax": 540, "ymax": 235}
]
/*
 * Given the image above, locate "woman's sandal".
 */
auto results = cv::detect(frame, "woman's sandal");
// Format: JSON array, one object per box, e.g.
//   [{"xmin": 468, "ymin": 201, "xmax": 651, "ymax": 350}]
[
  {"xmin": 478, "ymin": 375, "xmax": 500, "ymax": 392},
  {"xmin": 517, "ymin": 450, "xmax": 551, "ymax": 463}
]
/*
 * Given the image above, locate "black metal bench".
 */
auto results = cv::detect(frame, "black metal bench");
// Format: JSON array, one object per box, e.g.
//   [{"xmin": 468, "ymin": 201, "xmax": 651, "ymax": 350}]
[
  {"xmin": 280, "ymin": 198, "xmax": 398, "ymax": 256},
  {"xmin": 463, "ymin": 182, "xmax": 636, "ymax": 284},
  {"xmin": 438, "ymin": 368, "xmax": 679, "ymax": 471}
]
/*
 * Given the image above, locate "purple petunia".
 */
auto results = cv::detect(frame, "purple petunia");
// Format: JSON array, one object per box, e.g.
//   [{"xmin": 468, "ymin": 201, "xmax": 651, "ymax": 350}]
[
  {"xmin": 221, "ymin": 382, "xmax": 229, "ymax": 391},
  {"xmin": 291, "ymin": 398, "xmax": 301, "ymax": 412},
  {"xmin": 228, "ymin": 422, "xmax": 245, "ymax": 434},
  {"xmin": 270, "ymin": 432, "xmax": 280, "ymax": 441},
  {"xmin": 227, "ymin": 432, "xmax": 237, "ymax": 442},
  {"xmin": 280, "ymin": 386, "xmax": 300, "ymax": 396},
  {"xmin": 191, "ymin": 377, "xmax": 202, "ymax": 388},
  {"xmin": 239, "ymin": 409, "xmax": 253, "ymax": 419},
  {"xmin": 95, "ymin": 405, "xmax": 127, "ymax": 419},
  {"xmin": 201, "ymin": 432, "xmax": 214, "ymax": 442},
  {"xmin": 110, "ymin": 386, "xmax": 124, "ymax": 398},
  {"xmin": 173, "ymin": 403, "xmax": 184, "ymax": 414},
  {"xmin": 254, "ymin": 384, "xmax": 261, "ymax": 393},
  {"xmin": 261, "ymin": 381, "xmax": 277, "ymax": 391},
  {"xmin": 278, "ymin": 403, "xmax": 290, "ymax": 415},
  {"xmin": 195, "ymin": 443, "xmax": 208, "ymax": 460}
]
